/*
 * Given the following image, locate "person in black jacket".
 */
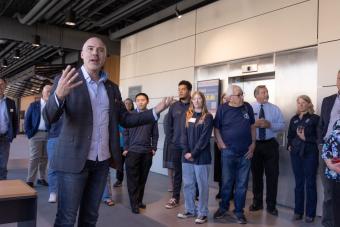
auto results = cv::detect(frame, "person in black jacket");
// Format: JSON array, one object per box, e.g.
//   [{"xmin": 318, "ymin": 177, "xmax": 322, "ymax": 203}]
[
  {"xmin": 0, "ymin": 78, "xmax": 18, "ymax": 180},
  {"xmin": 287, "ymin": 95, "xmax": 319, "ymax": 223},
  {"xmin": 319, "ymin": 70, "xmax": 340, "ymax": 227},
  {"xmin": 123, "ymin": 93, "xmax": 159, "ymax": 214},
  {"xmin": 177, "ymin": 91, "xmax": 213, "ymax": 224}
]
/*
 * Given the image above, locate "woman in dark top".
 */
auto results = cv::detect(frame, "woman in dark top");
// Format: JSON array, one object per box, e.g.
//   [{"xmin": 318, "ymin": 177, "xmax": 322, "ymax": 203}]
[
  {"xmin": 287, "ymin": 95, "xmax": 319, "ymax": 223},
  {"xmin": 177, "ymin": 91, "xmax": 213, "ymax": 224}
]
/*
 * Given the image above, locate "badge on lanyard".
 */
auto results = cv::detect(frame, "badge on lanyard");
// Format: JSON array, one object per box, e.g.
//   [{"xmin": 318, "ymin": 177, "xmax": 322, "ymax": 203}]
[{"xmin": 189, "ymin": 118, "xmax": 196, "ymax": 123}]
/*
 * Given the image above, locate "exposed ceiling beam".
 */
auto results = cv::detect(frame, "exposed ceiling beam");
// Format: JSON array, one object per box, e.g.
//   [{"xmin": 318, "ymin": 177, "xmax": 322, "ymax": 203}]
[
  {"xmin": 0, "ymin": 16, "xmax": 120, "ymax": 54},
  {"xmin": 109, "ymin": 0, "xmax": 217, "ymax": 40}
]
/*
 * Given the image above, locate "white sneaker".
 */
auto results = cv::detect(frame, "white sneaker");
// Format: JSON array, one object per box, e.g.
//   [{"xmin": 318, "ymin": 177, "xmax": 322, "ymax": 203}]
[{"xmin": 48, "ymin": 192, "xmax": 57, "ymax": 203}]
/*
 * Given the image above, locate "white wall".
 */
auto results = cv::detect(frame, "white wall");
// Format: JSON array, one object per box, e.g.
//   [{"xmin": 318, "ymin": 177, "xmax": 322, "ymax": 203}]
[{"xmin": 120, "ymin": 0, "xmax": 339, "ymax": 175}]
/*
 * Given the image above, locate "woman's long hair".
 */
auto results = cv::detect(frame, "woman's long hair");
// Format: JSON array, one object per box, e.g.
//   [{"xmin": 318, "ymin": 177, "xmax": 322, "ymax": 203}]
[
  {"xmin": 296, "ymin": 95, "xmax": 315, "ymax": 115},
  {"xmin": 185, "ymin": 91, "xmax": 209, "ymax": 127}
]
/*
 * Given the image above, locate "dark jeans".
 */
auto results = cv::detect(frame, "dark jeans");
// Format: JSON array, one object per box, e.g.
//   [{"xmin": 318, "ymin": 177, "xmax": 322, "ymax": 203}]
[
  {"xmin": 0, "ymin": 138, "xmax": 10, "ymax": 180},
  {"xmin": 54, "ymin": 159, "xmax": 109, "ymax": 227},
  {"xmin": 290, "ymin": 150, "xmax": 318, "ymax": 217},
  {"xmin": 251, "ymin": 139, "xmax": 279, "ymax": 209},
  {"xmin": 219, "ymin": 149, "xmax": 251, "ymax": 217},
  {"xmin": 333, "ymin": 180, "xmax": 340, "ymax": 227},
  {"xmin": 125, "ymin": 151, "xmax": 153, "ymax": 209},
  {"xmin": 116, "ymin": 149, "xmax": 125, "ymax": 182},
  {"xmin": 171, "ymin": 144, "xmax": 182, "ymax": 201},
  {"xmin": 321, "ymin": 160, "xmax": 334, "ymax": 227}
]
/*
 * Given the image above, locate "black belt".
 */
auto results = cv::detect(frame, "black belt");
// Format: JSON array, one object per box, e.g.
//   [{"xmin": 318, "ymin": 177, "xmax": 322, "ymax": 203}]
[
  {"xmin": 38, "ymin": 130, "xmax": 48, "ymax": 132},
  {"xmin": 256, "ymin": 138, "xmax": 275, "ymax": 143}
]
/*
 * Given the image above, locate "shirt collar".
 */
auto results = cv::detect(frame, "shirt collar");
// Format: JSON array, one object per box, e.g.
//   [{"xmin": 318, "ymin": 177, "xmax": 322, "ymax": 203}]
[
  {"xmin": 81, "ymin": 65, "xmax": 108, "ymax": 84},
  {"xmin": 40, "ymin": 98, "xmax": 46, "ymax": 105},
  {"xmin": 0, "ymin": 96, "xmax": 6, "ymax": 102}
]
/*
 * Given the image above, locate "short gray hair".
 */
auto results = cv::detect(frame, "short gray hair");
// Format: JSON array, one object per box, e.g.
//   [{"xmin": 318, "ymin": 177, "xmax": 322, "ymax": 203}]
[{"xmin": 226, "ymin": 84, "xmax": 243, "ymax": 97}]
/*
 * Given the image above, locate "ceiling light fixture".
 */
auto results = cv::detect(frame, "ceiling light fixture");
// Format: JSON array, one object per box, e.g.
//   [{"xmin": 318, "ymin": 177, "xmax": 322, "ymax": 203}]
[
  {"xmin": 175, "ymin": 6, "xmax": 182, "ymax": 19},
  {"xmin": 1, "ymin": 59, "xmax": 8, "ymax": 68},
  {"xmin": 13, "ymin": 49, "xmax": 20, "ymax": 59},
  {"xmin": 32, "ymin": 35, "xmax": 41, "ymax": 47},
  {"xmin": 65, "ymin": 9, "xmax": 76, "ymax": 26}
]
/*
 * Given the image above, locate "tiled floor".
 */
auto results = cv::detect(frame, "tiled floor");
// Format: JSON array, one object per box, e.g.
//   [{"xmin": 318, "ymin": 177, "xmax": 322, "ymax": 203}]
[{"xmin": 1, "ymin": 169, "xmax": 322, "ymax": 227}]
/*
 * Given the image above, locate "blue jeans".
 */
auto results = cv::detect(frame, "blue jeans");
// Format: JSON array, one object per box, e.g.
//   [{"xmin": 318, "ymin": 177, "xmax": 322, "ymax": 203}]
[
  {"xmin": 54, "ymin": 159, "xmax": 109, "ymax": 227},
  {"xmin": 290, "ymin": 150, "xmax": 318, "ymax": 217},
  {"xmin": 182, "ymin": 163, "xmax": 210, "ymax": 217},
  {"xmin": 47, "ymin": 138, "xmax": 58, "ymax": 193},
  {"xmin": 0, "ymin": 138, "xmax": 10, "ymax": 180},
  {"xmin": 102, "ymin": 170, "xmax": 112, "ymax": 201},
  {"xmin": 219, "ymin": 149, "xmax": 251, "ymax": 217}
]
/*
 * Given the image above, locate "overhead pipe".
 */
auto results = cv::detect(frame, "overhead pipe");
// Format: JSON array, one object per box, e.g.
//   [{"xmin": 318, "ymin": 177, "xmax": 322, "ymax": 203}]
[
  {"xmin": 27, "ymin": 0, "xmax": 60, "ymax": 25},
  {"xmin": 86, "ymin": 0, "xmax": 151, "ymax": 31},
  {"xmin": 0, "ymin": 0, "xmax": 15, "ymax": 17},
  {"xmin": 44, "ymin": 0, "xmax": 72, "ymax": 20},
  {"xmin": 15, "ymin": 0, "xmax": 49, "ymax": 24}
]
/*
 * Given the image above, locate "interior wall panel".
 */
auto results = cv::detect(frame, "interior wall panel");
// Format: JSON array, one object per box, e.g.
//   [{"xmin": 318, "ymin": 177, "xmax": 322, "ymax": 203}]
[{"xmin": 195, "ymin": 0, "xmax": 317, "ymax": 66}]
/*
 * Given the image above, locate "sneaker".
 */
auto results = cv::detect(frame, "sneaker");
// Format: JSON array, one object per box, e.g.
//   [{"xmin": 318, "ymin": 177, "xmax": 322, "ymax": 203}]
[
  {"xmin": 177, "ymin": 212, "xmax": 195, "ymax": 219},
  {"xmin": 37, "ymin": 179, "xmax": 49, "ymax": 186},
  {"xmin": 213, "ymin": 208, "xmax": 226, "ymax": 219},
  {"xmin": 165, "ymin": 198, "xmax": 178, "ymax": 209},
  {"xmin": 236, "ymin": 215, "xmax": 247, "ymax": 224},
  {"xmin": 113, "ymin": 180, "xmax": 122, "ymax": 187},
  {"xmin": 305, "ymin": 216, "xmax": 314, "ymax": 223},
  {"xmin": 48, "ymin": 193, "xmax": 57, "ymax": 203},
  {"xmin": 195, "ymin": 216, "xmax": 207, "ymax": 224}
]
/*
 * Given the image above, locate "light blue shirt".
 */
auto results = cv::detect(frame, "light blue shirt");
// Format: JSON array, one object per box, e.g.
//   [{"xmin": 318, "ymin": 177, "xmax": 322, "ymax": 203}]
[
  {"xmin": 81, "ymin": 66, "xmax": 111, "ymax": 161},
  {"xmin": 251, "ymin": 101, "xmax": 285, "ymax": 140},
  {"xmin": 0, "ymin": 97, "xmax": 9, "ymax": 134}
]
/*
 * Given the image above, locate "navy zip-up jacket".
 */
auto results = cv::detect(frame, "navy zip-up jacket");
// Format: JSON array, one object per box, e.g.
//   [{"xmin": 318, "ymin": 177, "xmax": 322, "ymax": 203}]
[
  {"xmin": 287, "ymin": 113, "xmax": 320, "ymax": 156},
  {"xmin": 124, "ymin": 109, "xmax": 159, "ymax": 154},
  {"xmin": 24, "ymin": 100, "xmax": 43, "ymax": 139},
  {"xmin": 167, "ymin": 100, "xmax": 190, "ymax": 149},
  {"xmin": 181, "ymin": 112, "xmax": 214, "ymax": 165}
]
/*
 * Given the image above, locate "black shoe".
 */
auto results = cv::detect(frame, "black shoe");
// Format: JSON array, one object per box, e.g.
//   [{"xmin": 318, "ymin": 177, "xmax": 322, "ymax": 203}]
[
  {"xmin": 213, "ymin": 208, "xmax": 226, "ymax": 219},
  {"xmin": 132, "ymin": 207, "xmax": 140, "ymax": 214},
  {"xmin": 138, "ymin": 203, "xmax": 146, "ymax": 209},
  {"xmin": 249, "ymin": 204, "xmax": 263, "ymax": 211},
  {"xmin": 37, "ymin": 179, "xmax": 49, "ymax": 186},
  {"xmin": 236, "ymin": 215, "xmax": 247, "ymax": 224},
  {"xmin": 26, "ymin": 182, "xmax": 34, "ymax": 188},
  {"xmin": 267, "ymin": 208, "xmax": 278, "ymax": 216},
  {"xmin": 215, "ymin": 192, "xmax": 221, "ymax": 200},
  {"xmin": 305, "ymin": 216, "xmax": 314, "ymax": 223},
  {"xmin": 292, "ymin": 213, "xmax": 303, "ymax": 221},
  {"xmin": 113, "ymin": 180, "xmax": 122, "ymax": 187}
]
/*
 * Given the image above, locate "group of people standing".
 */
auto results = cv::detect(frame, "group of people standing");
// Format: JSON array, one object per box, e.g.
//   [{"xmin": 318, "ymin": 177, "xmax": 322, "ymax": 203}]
[
  {"xmin": 163, "ymin": 76, "xmax": 340, "ymax": 226},
  {"xmin": 0, "ymin": 36, "xmax": 339, "ymax": 227}
]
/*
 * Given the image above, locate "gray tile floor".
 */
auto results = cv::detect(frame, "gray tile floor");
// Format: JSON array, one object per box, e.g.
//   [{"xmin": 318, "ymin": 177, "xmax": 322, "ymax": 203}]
[{"xmin": 1, "ymin": 168, "xmax": 322, "ymax": 227}]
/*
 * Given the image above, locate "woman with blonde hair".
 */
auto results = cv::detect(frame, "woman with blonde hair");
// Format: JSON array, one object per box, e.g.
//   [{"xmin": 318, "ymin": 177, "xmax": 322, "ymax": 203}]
[
  {"xmin": 287, "ymin": 95, "xmax": 320, "ymax": 223},
  {"xmin": 177, "ymin": 91, "xmax": 213, "ymax": 224}
]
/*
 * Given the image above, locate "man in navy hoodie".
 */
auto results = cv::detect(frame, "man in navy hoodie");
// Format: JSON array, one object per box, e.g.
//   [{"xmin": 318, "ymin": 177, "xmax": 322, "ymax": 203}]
[
  {"xmin": 24, "ymin": 84, "xmax": 51, "ymax": 187},
  {"xmin": 123, "ymin": 93, "xmax": 159, "ymax": 214}
]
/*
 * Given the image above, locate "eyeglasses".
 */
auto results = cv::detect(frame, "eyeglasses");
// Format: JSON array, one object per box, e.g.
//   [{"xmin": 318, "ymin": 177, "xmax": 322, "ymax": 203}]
[{"xmin": 230, "ymin": 94, "xmax": 243, "ymax": 98}]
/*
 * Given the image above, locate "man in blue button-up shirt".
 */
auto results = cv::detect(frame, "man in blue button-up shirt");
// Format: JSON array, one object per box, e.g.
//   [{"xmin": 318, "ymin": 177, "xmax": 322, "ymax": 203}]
[
  {"xmin": 249, "ymin": 85, "xmax": 285, "ymax": 216},
  {"xmin": 0, "ymin": 78, "xmax": 18, "ymax": 180}
]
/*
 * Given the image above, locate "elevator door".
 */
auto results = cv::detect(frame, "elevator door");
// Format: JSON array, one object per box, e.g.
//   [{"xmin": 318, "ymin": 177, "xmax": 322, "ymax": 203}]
[{"xmin": 229, "ymin": 74, "xmax": 276, "ymax": 105}]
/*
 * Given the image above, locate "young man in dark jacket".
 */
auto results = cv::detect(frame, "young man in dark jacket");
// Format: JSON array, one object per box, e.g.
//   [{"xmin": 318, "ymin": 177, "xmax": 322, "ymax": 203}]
[{"xmin": 123, "ymin": 93, "xmax": 159, "ymax": 214}]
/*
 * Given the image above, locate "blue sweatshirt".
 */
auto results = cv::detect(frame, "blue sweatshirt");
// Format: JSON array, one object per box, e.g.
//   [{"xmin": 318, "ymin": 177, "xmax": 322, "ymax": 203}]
[
  {"xmin": 167, "ymin": 100, "xmax": 190, "ymax": 149},
  {"xmin": 181, "ymin": 112, "xmax": 214, "ymax": 165},
  {"xmin": 124, "ymin": 109, "xmax": 159, "ymax": 154}
]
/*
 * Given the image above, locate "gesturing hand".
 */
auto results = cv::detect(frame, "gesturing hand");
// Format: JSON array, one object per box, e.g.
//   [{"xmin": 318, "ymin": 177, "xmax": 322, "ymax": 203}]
[
  {"xmin": 154, "ymin": 97, "xmax": 174, "ymax": 114},
  {"xmin": 55, "ymin": 65, "xmax": 83, "ymax": 101}
]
